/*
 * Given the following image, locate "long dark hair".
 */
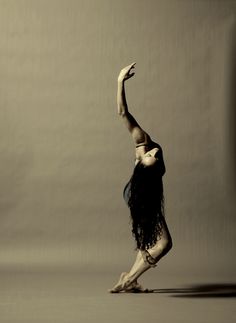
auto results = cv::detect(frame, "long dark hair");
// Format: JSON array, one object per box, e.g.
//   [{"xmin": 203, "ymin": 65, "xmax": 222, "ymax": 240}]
[{"xmin": 127, "ymin": 161, "xmax": 165, "ymax": 250}]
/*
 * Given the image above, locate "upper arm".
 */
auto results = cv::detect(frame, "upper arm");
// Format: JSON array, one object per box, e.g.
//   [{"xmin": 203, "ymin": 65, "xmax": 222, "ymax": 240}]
[
  {"xmin": 131, "ymin": 126, "xmax": 151, "ymax": 146},
  {"xmin": 121, "ymin": 112, "xmax": 151, "ymax": 146}
]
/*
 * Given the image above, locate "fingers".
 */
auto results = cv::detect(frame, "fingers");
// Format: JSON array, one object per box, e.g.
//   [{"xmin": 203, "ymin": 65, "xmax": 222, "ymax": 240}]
[
  {"xmin": 127, "ymin": 62, "xmax": 136, "ymax": 78},
  {"xmin": 128, "ymin": 62, "xmax": 136, "ymax": 71},
  {"xmin": 118, "ymin": 62, "xmax": 136, "ymax": 82},
  {"xmin": 127, "ymin": 72, "xmax": 135, "ymax": 79},
  {"xmin": 121, "ymin": 62, "xmax": 136, "ymax": 72}
]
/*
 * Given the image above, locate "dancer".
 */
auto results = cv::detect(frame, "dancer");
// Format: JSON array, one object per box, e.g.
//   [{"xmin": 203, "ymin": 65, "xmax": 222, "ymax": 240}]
[{"xmin": 109, "ymin": 63, "xmax": 172, "ymax": 293}]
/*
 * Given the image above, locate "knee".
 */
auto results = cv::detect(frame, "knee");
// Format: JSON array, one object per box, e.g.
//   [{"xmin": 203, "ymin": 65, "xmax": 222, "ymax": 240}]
[
  {"xmin": 147, "ymin": 237, "xmax": 173, "ymax": 266},
  {"xmin": 159, "ymin": 237, "xmax": 173, "ymax": 254}
]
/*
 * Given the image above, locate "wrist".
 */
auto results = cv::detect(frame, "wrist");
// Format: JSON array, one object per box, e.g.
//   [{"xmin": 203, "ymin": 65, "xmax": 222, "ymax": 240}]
[{"xmin": 117, "ymin": 78, "xmax": 125, "ymax": 85}]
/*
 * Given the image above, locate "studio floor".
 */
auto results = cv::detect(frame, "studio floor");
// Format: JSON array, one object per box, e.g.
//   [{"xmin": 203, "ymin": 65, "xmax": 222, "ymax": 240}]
[{"xmin": 0, "ymin": 269, "xmax": 235, "ymax": 323}]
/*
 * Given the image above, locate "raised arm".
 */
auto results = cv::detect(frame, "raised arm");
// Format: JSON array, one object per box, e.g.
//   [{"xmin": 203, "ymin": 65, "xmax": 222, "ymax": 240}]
[{"xmin": 117, "ymin": 63, "xmax": 151, "ymax": 146}]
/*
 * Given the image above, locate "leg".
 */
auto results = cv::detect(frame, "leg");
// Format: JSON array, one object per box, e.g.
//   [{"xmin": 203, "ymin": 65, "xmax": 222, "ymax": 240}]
[
  {"xmin": 127, "ymin": 217, "xmax": 172, "ymax": 283},
  {"xmin": 108, "ymin": 252, "xmax": 148, "ymax": 293},
  {"xmin": 109, "ymin": 217, "xmax": 172, "ymax": 293}
]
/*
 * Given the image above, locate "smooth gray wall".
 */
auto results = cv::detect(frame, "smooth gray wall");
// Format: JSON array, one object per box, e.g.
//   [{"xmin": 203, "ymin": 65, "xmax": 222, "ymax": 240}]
[{"xmin": 0, "ymin": 0, "xmax": 235, "ymax": 275}]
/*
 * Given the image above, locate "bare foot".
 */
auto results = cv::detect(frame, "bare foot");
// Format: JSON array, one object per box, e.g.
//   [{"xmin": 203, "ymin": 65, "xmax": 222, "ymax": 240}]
[
  {"xmin": 126, "ymin": 281, "xmax": 148, "ymax": 293},
  {"xmin": 108, "ymin": 272, "xmax": 131, "ymax": 293},
  {"xmin": 109, "ymin": 273, "xmax": 148, "ymax": 293}
]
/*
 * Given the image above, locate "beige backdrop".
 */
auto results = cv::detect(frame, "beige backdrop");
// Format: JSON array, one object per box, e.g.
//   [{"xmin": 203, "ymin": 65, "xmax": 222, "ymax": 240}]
[{"xmin": 0, "ymin": 0, "xmax": 235, "ymax": 276}]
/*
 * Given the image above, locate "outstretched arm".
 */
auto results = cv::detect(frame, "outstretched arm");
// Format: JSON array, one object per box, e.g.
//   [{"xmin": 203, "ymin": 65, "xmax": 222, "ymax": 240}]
[{"xmin": 117, "ymin": 63, "xmax": 151, "ymax": 145}]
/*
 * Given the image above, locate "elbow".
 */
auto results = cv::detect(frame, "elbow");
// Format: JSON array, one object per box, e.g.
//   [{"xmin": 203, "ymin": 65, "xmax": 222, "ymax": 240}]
[
  {"xmin": 119, "ymin": 111, "xmax": 126, "ymax": 117},
  {"xmin": 117, "ymin": 107, "xmax": 126, "ymax": 117}
]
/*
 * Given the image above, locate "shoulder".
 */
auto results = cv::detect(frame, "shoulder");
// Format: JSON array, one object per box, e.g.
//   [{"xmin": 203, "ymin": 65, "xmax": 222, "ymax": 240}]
[
  {"xmin": 150, "ymin": 140, "xmax": 162, "ymax": 150},
  {"xmin": 135, "ymin": 140, "xmax": 163, "ymax": 151}
]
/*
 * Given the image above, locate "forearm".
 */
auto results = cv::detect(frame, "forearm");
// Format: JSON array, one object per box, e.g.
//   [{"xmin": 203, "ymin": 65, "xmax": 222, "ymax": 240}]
[
  {"xmin": 117, "ymin": 80, "xmax": 128, "ymax": 116},
  {"xmin": 117, "ymin": 80, "xmax": 140, "ymax": 130}
]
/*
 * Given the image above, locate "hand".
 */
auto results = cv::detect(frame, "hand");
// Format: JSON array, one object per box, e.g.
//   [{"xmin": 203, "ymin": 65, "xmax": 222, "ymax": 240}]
[{"xmin": 118, "ymin": 62, "xmax": 136, "ymax": 83}]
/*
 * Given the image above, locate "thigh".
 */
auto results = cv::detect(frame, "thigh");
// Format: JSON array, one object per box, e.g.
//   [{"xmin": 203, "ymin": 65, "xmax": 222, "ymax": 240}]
[
  {"xmin": 159, "ymin": 216, "xmax": 172, "ymax": 241},
  {"xmin": 148, "ymin": 217, "xmax": 172, "ymax": 255}
]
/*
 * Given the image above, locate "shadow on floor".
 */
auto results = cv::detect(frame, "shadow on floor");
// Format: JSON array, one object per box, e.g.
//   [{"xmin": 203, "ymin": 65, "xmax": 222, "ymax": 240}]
[{"xmin": 148, "ymin": 283, "xmax": 236, "ymax": 298}]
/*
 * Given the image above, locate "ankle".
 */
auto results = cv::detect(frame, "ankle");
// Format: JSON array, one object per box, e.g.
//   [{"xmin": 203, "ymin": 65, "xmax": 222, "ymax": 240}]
[{"xmin": 125, "ymin": 272, "xmax": 137, "ymax": 285}]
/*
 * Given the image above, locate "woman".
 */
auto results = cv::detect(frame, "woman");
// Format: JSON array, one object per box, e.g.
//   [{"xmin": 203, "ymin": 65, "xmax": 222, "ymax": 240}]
[{"xmin": 109, "ymin": 63, "xmax": 172, "ymax": 293}]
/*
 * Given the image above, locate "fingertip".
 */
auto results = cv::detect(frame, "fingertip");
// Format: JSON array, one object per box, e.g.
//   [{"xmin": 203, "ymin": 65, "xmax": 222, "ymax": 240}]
[{"xmin": 129, "ymin": 62, "xmax": 136, "ymax": 67}]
